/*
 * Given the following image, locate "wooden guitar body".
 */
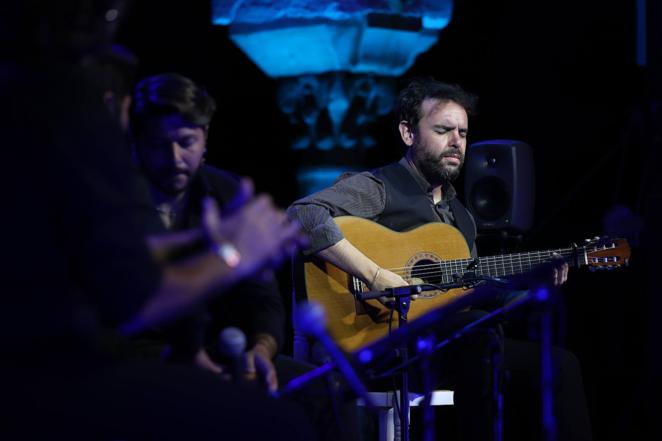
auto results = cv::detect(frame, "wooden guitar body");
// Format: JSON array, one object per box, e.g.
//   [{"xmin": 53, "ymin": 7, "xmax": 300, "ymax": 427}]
[{"xmin": 303, "ymin": 216, "xmax": 474, "ymax": 352}]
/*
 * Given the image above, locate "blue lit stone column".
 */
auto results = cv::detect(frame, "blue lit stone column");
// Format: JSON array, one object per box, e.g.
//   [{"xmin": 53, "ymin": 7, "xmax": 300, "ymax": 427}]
[{"xmin": 212, "ymin": 0, "xmax": 454, "ymax": 194}]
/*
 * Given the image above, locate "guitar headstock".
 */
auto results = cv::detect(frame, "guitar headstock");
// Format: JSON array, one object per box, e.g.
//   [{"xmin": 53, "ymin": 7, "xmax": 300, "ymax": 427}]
[{"xmin": 582, "ymin": 237, "xmax": 631, "ymax": 271}]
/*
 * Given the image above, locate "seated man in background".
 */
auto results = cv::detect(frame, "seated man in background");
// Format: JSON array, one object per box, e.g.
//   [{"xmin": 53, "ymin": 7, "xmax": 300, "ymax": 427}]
[
  {"xmin": 129, "ymin": 71, "xmax": 284, "ymax": 389},
  {"xmin": 129, "ymin": 72, "xmax": 358, "ymax": 441}
]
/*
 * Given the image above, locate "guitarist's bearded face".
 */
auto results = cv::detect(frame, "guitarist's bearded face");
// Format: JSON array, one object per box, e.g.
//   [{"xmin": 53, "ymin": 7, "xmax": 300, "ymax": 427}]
[{"xmin": 408, "ymin": 99, "xmax": 468, "ymax": 185}]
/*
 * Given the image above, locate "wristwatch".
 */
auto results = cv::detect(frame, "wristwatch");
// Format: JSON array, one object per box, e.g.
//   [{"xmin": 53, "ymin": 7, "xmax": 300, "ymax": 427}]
[{"xmin": 212, "ymin": 242, "xmax": 241, "ymax": 268}]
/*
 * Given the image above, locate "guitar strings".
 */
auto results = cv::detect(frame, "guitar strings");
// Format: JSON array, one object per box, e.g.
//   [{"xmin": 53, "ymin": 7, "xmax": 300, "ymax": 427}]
[
  {"xmin": 353, "ymin": 240, "xmax": 625, "ymax": 296},
  {"xmin": 375, "ymin": 250, "xmax": 573, "ymax": 274},
  {"xmin": 368, "ymin": 258, "xmax": 569, "ymax": 281},
  {"xmin": 357, "ymin": 248, "xmax": 576, "ymax": 288}
]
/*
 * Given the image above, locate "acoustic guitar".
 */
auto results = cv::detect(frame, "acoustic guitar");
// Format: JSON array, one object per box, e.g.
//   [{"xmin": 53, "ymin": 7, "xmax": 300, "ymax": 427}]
[{"xmin": 299, "ymin": 216, "xmax": 631, "ymax": 352}]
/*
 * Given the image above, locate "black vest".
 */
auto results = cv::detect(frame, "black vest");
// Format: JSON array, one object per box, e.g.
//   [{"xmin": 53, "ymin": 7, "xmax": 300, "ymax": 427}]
[{"xmin": 372, "ymin": 162, "xmax": 476, "ymax": 251}]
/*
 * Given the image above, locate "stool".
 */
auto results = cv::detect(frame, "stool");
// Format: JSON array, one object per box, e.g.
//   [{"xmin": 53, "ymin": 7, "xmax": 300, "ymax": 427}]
[{"xmin": 357, "ymin": 390, "xmax": 454, "ymax": 441}]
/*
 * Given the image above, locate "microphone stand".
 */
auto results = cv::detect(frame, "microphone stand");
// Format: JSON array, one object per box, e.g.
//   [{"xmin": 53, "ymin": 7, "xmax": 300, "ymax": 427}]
[
  {"xmin": 417, "ymin": 333, "xmax": 437, "ymax": 441},
  {"xmin": 357, "ymin": 280, "xmax": 560, "ymax": 441},
  {"xmin": 535, "ymin": 286, "xmax": 557, "ymax": 441},
  {"xmin": 355, "ymin": 275, "xmax": 502, "ymax": 441},
  {"xmin": 281, "ymin": 272, "xmax": 560, "ymax": 441},
  {"xmin": 276, "ymin": 302, "xmax": 377, "ymax": 413},
  {"xmin": 394, "ymin": 294, "xmax": 411, "ymax": 441}
]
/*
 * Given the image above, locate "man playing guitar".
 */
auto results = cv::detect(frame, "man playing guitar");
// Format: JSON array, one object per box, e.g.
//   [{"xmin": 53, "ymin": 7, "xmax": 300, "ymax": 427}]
[{"xmin": 288, "ymin": 78, "xmax": 593, "ymax": 441}]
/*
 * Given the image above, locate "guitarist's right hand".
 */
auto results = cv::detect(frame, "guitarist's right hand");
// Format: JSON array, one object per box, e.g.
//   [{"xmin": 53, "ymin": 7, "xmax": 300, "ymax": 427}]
[
  {"xmin": 369, "ymin": 267, "xmax": 409, "ymax": 292},
  {"xmin": 369, "ymin": 268, "xmax": 410, "ymax": 304},
  {"xmin": 317, "ymin": 238, "xmax": 411, "ymax": 304}
]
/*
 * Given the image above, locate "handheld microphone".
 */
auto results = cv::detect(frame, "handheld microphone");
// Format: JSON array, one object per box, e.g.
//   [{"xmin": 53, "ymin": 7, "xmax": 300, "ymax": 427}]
[{"xmin": 218, "ymin": 327, "xmax": 246, "ymax": 383}]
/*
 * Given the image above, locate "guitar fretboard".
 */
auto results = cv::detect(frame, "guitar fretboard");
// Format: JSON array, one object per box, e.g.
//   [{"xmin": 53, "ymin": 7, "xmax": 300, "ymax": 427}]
[
  {"xmin": 437, "ymin": 247, "xmax": 583, "ymax": 283},
  {"xmin": 355, "ymin": 247, "xmax": 587, "ymax": 292}
]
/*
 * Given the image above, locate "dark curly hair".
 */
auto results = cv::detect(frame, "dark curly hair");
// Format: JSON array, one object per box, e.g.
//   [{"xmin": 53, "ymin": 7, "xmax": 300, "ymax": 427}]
[
  {"xmin": 395, "ymin": 77, "xmax": 477, "ymax": 129},
  {"xmin": 130, "ymin": 73, "xmax": 216, "ymax": 135}
]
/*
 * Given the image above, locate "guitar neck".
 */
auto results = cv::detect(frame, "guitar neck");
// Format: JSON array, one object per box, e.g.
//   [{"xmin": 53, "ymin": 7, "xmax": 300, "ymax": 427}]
[{"xmin": 439, "ymin": 247, "xmax": 585, "ymax": 283}]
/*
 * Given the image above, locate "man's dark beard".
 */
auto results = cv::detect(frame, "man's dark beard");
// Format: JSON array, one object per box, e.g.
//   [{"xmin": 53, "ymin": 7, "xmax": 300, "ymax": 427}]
[
  {"xmin": 416, "ymin": 150, "xmax": 464, "ymax": 185},
  {"xmin": 135, "ymin": 149, "xmax": 193, "ymax": 198}
]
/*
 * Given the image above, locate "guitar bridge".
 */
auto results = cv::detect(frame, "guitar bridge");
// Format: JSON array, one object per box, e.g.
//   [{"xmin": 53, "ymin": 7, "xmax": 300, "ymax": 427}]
[
  {"xmin": 351, "ymin": 276, "xmax": 369, "ymax": 315},
  {"xmin": 350, "ymin": 276, "xmax": 390, "ymax": 322}
]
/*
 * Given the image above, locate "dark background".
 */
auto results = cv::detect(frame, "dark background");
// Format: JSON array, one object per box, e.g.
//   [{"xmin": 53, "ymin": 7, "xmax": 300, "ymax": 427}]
[{"xmin": 116, "ymin": 1, "xmax": 661, "ymax": 439}]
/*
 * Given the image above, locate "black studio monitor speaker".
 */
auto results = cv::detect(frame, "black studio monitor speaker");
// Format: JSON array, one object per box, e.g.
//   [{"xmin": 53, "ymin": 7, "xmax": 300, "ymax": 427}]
[{"xmin": 463, "ymin": 140, "xmax": 535, "ymax": 233}]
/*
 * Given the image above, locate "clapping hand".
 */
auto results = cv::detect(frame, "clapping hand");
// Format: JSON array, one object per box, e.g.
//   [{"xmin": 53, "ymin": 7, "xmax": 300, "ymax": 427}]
[{"xmin": 202, "ymin": 178, "xmax": 308, "ymax": 279}]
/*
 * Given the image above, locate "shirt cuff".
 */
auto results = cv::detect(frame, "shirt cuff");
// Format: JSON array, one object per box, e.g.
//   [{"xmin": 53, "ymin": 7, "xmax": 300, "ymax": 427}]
[{"xmin": 305, "ymin": 217, "xmax": 344, "ymax": 255}]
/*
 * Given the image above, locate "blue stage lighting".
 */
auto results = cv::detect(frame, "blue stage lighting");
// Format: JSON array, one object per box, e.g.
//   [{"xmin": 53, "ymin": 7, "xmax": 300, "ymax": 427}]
[{"xmin": 212, "ymin": 0, "xmax": 454, "ymax": 77}]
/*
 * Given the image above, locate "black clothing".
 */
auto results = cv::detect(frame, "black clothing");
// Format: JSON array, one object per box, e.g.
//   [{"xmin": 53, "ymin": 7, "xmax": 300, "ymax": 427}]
[
  {"xmin": 373, "ymin": 161, "xmax": 477, "ymax": 253},
  {"xmin": 3, "ymin": 62, "xmax": 160, "ymax": 360},
  {"xmin": 2, "ymin": 62, "xmax": 315, "ymax": 440},
  {"xmin": 181, "ymin": 166, "xmax": 358, "ymax": 441},
  {"xmin": 134, "ymin": 162, "xmax": 354, "ymax": 441},
  {"xmin": 5, "ymin": 360, "xmax": 315, "ymax": 441},
  {"xmin": 141, "ymin": 165, "xmax": 285, "ymax": 358},
  {"xmin": 190, "ymin": 166, "xmax": 286, "ymax": 351},
  {"xmin": 124, "ymin": 165, "xmax": 284, "ymax": 359}
]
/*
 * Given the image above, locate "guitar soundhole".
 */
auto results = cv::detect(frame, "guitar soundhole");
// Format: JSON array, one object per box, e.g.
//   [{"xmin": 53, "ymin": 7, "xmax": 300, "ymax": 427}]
[{"xmin": 410, "ymin": 259, "xmax": 443, "ymax": 285}]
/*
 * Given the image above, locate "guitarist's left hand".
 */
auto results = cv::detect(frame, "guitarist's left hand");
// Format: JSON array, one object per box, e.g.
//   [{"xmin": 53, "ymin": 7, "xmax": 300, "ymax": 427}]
[
  {"xmin": 551, "ymin": 254, "xmax": 569, "ymax": 286},
  {"xmin": 507, "ymin": 258, "xmax": 569, "ymax": 292}
]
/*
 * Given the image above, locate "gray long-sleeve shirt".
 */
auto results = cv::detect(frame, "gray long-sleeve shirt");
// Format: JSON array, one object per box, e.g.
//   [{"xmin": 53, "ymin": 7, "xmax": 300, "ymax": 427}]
[{"xmin": 287, "ymin": 156, "xmax": 478, "ymax": 257}]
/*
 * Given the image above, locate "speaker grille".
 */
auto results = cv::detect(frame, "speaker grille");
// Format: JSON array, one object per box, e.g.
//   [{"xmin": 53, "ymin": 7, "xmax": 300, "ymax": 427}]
[
  {"xmin": 469, "ymin": 176, "xmax": 510, "ymax": 222},
  {"xmin": 463, "ymin": 140, "xmax": 534, "ymax": 233}
]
